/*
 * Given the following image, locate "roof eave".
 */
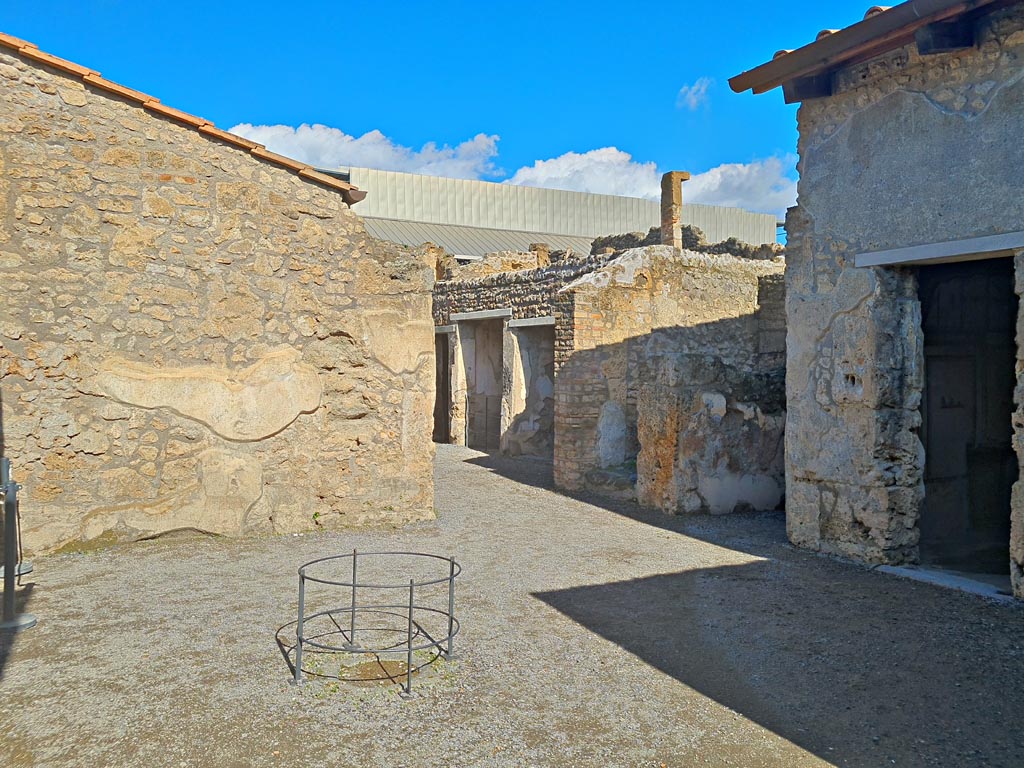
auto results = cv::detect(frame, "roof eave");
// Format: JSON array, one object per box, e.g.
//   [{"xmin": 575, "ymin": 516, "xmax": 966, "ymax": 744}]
[
  {"xmin": 728, "ymin": 0, "xmax": 1003, "ymax": 97},
  {"xmin": 0, "ymin": 31, "xmax": 367, "ymax": 204}
]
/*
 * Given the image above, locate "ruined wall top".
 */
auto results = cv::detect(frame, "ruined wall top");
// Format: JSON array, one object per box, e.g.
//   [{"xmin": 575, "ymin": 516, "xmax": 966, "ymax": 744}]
[
  {"xmin": 562, "ymin": 245, "xmax": 784, "ymax": 295},
  {"xmin": 432, "ymin": 224, "xmax": 784, "ymax": 326},
  {"xmin": 591, "ymin": 225, "xmax": 783, "ymax": 261}
]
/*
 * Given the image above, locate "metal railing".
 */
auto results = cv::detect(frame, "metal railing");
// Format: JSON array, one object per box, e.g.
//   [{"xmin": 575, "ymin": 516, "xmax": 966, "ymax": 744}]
[
  {"xmin": 279, "ymin": 550, "xmax": 460, "ymax": 696},
  {"xmin": 1, "ymin": 458, "xmax": 36, "ymax": 632}
]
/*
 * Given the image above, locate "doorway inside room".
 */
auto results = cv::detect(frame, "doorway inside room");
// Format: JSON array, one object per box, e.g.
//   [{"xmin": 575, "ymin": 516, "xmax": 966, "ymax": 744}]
[{"xmin": 918, "ymin": 257, "xmax": 1018, "ymax": 586}]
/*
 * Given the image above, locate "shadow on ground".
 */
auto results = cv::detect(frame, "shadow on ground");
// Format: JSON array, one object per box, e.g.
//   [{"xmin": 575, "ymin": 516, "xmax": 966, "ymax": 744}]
[
  {"xmin": 462, "ymin": 450, "xmax": 788, "ymax": 557},
  {"xmin": 468, "ymin": 451, "xmax": 1024, "ymax": 767},
  {"xmin": 535, "ymin": 562, "xmax": 1024, "ymax": 767},
  {"xmin": 0, "ymin": 581, "xmax": 34, "ymax": 680}
]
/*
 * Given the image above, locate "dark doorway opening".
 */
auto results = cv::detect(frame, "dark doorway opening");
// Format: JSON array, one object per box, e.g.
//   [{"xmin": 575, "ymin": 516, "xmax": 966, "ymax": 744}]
[
  {"xmin": 919, "ymin": 257, "xmax": 1018, "ymax": 576},
  {"xmin": 463, "ymin": 320, "xmax": 503, "ymax": 450},
  {"xmin": 433, "ymin": 333, "xmax": 451, "ymax": 443}
]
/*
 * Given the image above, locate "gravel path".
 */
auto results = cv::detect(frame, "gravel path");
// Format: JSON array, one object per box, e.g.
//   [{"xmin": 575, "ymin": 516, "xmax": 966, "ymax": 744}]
[{"xmin": 3, "ymin": 444, "xmax": 1024, "ymax": 767}]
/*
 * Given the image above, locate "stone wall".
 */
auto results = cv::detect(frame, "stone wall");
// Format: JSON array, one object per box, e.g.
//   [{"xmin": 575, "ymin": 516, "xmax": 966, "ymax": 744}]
[
  {"xmin": 433, "ymin": 251, "xmax": 616, "ymax": 326},
  {"xmin": 552, "ymin": 246, "xmax": 786, "ymax": 511},
  {"xmin": 0, "ymin": 46, "xmax": 435, "ymax": 553},
  {"xmin": 502, "ymin": 325, "xmax": 555, "ymax": 456},
  {"xmin": 786, "ymin": 5, "xmax": 1024, "ymax": 594},
  {"xmin": 433, "ymin": 226, "xmax": 784, "ymax": 329}
]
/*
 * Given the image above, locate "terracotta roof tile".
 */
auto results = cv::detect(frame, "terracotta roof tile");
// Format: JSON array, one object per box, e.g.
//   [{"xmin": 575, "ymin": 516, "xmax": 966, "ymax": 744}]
[
  {"xmin": 297, "ymin": 167, "xmax": 342, "ymax": 185},
  {"xmin": 0, "ymin": 32, "xmax": 36, "ymax": 50},
  {"xmin": 250, "ymin": 146, "xmax": 308, "ymax": 173},
  {"xmin": 197, "ymin": 123, "xmax": 263, "ymax": 150},
  {"xmin": 730, "ymin": 1, "xmax": 1003, "ymax": 98},
  {"xmin": 298, "ymin": 167, "xmax": 368, "ymax": 201},
  {"xmin": 0, "ymin": 31, "xmax": 364, "ymax": 205},
  {"xmin": 141, "ymin": 100, "xmax": 210, "ymax": 128},
  {"xmin": 17, "ymin": 47, "xmax": 96, "ymax": 77},
  {"xmin": 83, "ymin": 72, "xmax": 153, "ymax": 104}
]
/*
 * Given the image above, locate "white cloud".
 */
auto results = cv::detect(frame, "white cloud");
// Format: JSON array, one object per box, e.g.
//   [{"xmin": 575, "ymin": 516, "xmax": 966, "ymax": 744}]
[
  {"xmin": 228, "ymin": 121, "xmax": 796, "ymax": 217},
  {"xmin": 506, "ymin": 147, "xmax": 796, "ymax": 217},
  {"xmin": 506, "ymin": 147, "xmax": 662, "ymax": 199},
  {"xmin": 676, "ymin": 77, "xmax": 713, "ymax": 110},
  {"xmin": 228, "ymin": 123, "xmax": 501, "ymax": 179},
  {"xmin": 686, "ymin": 157, "xmax": 797, "ymax": 216}
]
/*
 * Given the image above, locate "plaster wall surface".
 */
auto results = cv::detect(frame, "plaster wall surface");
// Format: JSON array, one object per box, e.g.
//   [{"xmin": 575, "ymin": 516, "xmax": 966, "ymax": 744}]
[
  {"xmin": 553, "ymin": 246, "xmax": 786, "ymax": 512},
  {"xmin": 433, "ymin": 234, "xmax": 786, "ymax": 509},
  {"xmin": 502, "ymin": 326, "xmax": 555, "ymax": 457},
  {"xmin": 0, "ymin": 48, "xmax": 436, "ymax": 553},
  {"xmin": 786, "ymin": 5, "xmax": 1024, "ymax": 594}
]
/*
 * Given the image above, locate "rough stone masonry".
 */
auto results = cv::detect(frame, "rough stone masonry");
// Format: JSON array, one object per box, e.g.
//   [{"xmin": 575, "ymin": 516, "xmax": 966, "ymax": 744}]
[
  {"xmin": 0, "ymin": 42, "xmax": 436, "ymax": 553},
  {"xmin": 785, "ymin": 4, "xmax": 1024, "ymax": 596},
  {"xmin": 554, "ymin": 245, "xmax": 786, "ymax": 513},
  {"xmin": 433, "ymin": 227, "xmax": 786, "ymax": 515}
]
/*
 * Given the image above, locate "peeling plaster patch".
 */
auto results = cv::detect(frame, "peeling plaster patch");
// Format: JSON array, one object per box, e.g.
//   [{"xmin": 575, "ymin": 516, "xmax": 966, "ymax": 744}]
[
  {"xmin": 597, "ymin": 401, "xmax": 627, "ymax": 468},
  {"xmin": 361, "ymin": 311, "xmax": 434, "ymax": 375},
  {"xmin": 73, "ymin": 448, "xmax": 264, "ymax": 546},
  {"xmin": 698, "ymin": 473, "xmax": 783, "ymax": 516},
  {"xmin": 87, "ymin": 346, "xmax": 322, "ymax": 441}
]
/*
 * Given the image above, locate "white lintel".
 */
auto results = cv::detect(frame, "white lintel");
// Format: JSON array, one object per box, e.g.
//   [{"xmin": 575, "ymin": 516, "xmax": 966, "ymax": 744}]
[
  {"xmin": 855, "ymin": 230, "xmax": 1024, "ymax": 268},
  {"xmin": 451, "ymin": 309, "xmax": 513, "ymax": 321},
  {"xmin": 434, "ymin": 325, "xmax": 455, "ymax": 334},
  {"xmin": 508, "ymin": 316, "xmax": 556, "ymax": 328}
]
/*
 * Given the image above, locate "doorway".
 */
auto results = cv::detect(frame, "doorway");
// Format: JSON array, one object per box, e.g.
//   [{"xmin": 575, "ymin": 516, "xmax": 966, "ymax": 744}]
[
  {"xmin": 918, "ymin": 257, "xmax": 1018, "ymax": 576},
  {"xmin": 461, "ymin": 319, "xmax": 503, "ymax": 450},
  {"xmin": 433, "ymin": 332, "xmax": 451, "ymax": 443},
  {"xmin": 503, "ymin": 325, "xmax": 555, "ymax": 457}
]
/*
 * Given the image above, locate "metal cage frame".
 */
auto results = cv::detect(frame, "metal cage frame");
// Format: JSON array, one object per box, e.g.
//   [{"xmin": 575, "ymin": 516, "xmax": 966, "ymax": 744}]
[{"xmin": 280, "ymin": 550, "xmax": 461, "ymax": 695}]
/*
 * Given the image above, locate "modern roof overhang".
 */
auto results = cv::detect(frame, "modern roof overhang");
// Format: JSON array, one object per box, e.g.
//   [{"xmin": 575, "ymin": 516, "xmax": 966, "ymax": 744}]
[
  {"xmin": 855, "ymin": 230, "xmax": 1024, "ymax": 267},
  {"xmin": 729, "ymin": 0, "xmax": 1015, "ymax": 102}
]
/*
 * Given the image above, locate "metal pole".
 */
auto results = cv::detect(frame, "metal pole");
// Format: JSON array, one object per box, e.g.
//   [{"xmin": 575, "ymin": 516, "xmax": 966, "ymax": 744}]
[
  {"xmin": 405, "ymin": 578, "xmax": 414, "ymax": 695},
  {"xmin": 348, "ymin": 548, "xmax": 357, "ymax": 648},
  {"xmin": 1, "ymin": 459, "xmax": 36, "ymax": 633},
  {"xmin": 446, "ymin": 556, "xmax": 455, "ymax": 659},
  {"xmin": 293, "ymin": 573, "xmax": 305, "ymax": 684},
  {"xmin": 2, "ymin": 466, "xmax": 15, "ymax": 624}
]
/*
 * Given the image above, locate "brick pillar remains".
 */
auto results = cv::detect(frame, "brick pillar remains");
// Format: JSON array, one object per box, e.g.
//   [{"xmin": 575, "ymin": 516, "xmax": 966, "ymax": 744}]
[{"xmin": 660, "ymin": 171, "xmax": 691, "ymax": 249}]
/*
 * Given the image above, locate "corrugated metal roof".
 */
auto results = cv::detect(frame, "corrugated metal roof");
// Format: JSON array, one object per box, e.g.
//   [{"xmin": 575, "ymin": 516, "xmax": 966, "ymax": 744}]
[
  {"xmin": 349, "ymin": 167, "xmax": 660, "ymax": 237},
  {"xmin": 361, "ymin": 217, "xmax": 595, "ymax": 258},
  {"xmin": 348, "ymin": 167, "xmax": 779, "ymax": 246},
  {"xmin": 680, "ymin": 204, "xmax": 779, "ymax": 248}
]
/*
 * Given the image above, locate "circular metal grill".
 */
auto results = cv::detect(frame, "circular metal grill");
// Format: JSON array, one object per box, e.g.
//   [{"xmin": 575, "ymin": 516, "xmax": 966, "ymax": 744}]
[{"xmin": 277, "ymin": 550, "xmax": 460, "ymax": 695}]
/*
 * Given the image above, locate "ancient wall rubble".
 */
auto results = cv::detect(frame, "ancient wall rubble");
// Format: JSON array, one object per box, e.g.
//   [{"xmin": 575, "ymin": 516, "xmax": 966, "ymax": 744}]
[
  {"xmin": 433, "ymin": 230, "xmax": 786, "ymax": 512},
  {"xmin": 787, "ymin": 5, "xmax": 1024, "ymax": 596},
  {"xmin": 553, "ymin": 246, "xmax": 786, "ymax": 512},
  {"xmin": 592, "ymin": 225, "xmax": 783, "ymax": 261},
  {"xmin": 0, "ymin": 46, "xmax": 436, "ymax": 553},
  {"xmin": 433, "ymin": 248, "xmax": 614, "ymax": 327}
]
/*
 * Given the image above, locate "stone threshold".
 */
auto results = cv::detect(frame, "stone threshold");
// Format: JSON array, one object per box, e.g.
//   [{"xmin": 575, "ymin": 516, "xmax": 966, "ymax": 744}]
[{"xmin": 874, "ymin": 564, "xmax": 1018, "ymax": 603}]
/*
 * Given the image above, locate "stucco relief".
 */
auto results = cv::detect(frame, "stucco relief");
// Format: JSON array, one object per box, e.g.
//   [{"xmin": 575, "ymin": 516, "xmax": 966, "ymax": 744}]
[{"xmin": 86, "ymin": 347, "xmax": 322, "ymax": 441}]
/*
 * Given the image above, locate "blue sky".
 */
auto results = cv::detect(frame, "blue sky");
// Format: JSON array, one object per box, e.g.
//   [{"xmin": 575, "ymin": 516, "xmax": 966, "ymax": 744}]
[{"xmin": 3, "ymin": 0, "xmax": 872, "ymax": 215}]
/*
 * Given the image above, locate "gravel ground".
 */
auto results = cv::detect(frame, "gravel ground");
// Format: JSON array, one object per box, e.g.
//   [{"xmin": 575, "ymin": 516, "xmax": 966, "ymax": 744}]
[{"xmin": 3, "ymin": 444, "xmax": 1024, "ymax": 767}]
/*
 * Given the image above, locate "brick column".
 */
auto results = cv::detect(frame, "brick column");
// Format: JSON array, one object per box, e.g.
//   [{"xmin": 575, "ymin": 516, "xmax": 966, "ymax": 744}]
[{"xmin": 660, "ymin": 171, "xmax": 691, "ymax": 249}]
